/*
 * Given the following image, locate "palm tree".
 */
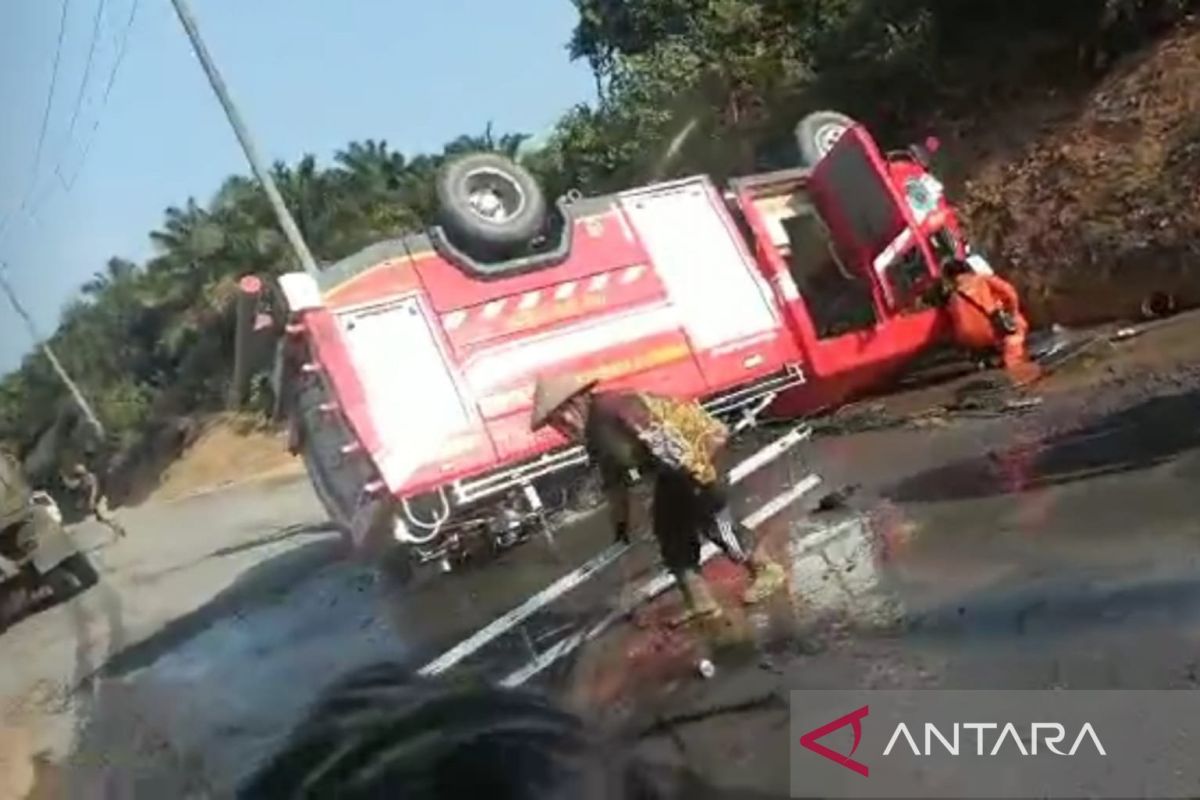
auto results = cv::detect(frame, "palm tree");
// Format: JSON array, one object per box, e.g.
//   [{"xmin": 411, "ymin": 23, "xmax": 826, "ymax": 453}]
[
  {"xmin": 442, "ymin": 122, "xmax": 530, "ymax": 159},
  {"xmin": 82, "ymin": 257, "xmax": 138, "ymax": 297},
  {"xmin": 336, "ymin": 139, "xmax": 407, "ymax": 194}
]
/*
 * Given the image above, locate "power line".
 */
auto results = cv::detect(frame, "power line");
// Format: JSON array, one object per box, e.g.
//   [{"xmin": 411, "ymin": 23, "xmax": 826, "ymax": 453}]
[
  {"xmin": 0, "ymin": 0, "xmax": 139, "ymax": 243},
  {"xmin": 29, "ymin": 0, "xmax": 74, "ymax": 190},
  {"xmin": 59, "ymin": 0, "xmax": 140, "ymax": 191},
  {"xmin": 25, "ymin": 0, "xmax": 73, "ymax": 209},
  {"xmin": 169, "ymin": 0, "xmax": 321, "ymax": 280},
  {"xmin": 61, "ymin": 0, "xmax": 108, "ymax": 152},
  {"xmin": 0, "ymin": 0, "xmax": 74, "ymax": 246}
]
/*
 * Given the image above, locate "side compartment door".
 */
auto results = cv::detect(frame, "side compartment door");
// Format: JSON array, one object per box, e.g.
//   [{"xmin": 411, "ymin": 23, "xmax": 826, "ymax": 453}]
[
  {"xmin": 337, "ymin": 296, "xmax": 492, "ymax": 491},
  {"xmin": 620, "ymin": 178, "xmax": 792, "ymax": 389}
]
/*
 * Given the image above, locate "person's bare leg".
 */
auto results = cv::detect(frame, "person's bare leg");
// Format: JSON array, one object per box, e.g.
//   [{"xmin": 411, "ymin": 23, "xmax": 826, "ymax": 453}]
[
  {"xmin": 95, "ymin": 498, "xmax": 127, "ymax": 539},
  {"xmin": 670, "ymin": 568, "xmax": 722, "ymax": 627}
]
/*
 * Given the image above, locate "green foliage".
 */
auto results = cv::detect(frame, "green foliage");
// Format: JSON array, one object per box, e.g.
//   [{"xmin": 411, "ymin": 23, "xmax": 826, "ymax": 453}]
[
  {"xmin": 1, "ymin": 0, "xmax": 1193, "ymax": 467},
  {"xmin": 0, "ymin": 130, "xmax": 532, "ymax": 458}
]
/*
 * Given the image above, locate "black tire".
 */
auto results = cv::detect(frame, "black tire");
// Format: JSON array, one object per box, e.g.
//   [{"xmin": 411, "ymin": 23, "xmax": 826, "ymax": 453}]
[
  {"xmin": 436, "ymin": 153, "xmax": 547, "ymax": 255},
  {"xmin": 61, "ymin": 553, "xmax": 99, "ymax": 588},
  {"xmin": 795, "ymin": 110, "xmax": 858, "ymax": 167},
  {"xmin": 44, "ymin": 554, "xmax": 98, "ymax": 600}
]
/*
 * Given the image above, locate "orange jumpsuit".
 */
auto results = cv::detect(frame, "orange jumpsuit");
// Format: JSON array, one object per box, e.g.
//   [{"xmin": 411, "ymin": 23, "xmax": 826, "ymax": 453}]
[{"xmin": 946, "ymin": 272, "xmax": 1029, "ymax": 370}]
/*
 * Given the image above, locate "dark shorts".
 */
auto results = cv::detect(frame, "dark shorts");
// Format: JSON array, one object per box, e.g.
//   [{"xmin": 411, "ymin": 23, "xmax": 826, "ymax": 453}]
[{"xmin": 652, "ymin": 468, "xmax": 749, "ymax": 573}]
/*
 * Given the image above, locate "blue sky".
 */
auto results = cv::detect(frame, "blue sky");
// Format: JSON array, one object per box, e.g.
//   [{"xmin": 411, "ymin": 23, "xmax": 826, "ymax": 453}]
[{"xmin": 0, "ymin": 0, "xmax": 595, "ymax": 373}]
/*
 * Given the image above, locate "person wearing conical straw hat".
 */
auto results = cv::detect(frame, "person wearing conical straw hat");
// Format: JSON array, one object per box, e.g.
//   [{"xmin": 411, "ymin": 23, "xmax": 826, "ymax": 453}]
[{"xmin": 531, "ymin": 373, "xmax": 785, "ymax": 625}]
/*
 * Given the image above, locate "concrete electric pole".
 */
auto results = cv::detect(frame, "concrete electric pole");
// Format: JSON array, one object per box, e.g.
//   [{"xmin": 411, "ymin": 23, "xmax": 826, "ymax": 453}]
[
  {"xmin": 167, "ymin": 0, "xmax": 322, "ymax": 280},
  {"xmin": 0, "ymin": 264, "xmax": 105, "ymax": 437}
]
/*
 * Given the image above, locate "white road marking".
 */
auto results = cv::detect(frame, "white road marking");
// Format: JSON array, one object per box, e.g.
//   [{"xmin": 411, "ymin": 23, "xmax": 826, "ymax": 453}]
[
  {"xmin": 503, "ymin": 474, "xmax": 823, "ymax": 687},
  {"xmin": 741, "ymin": 474, "xmax": 822, "ymax": 530},
  {"xmin": 418, "ymin": 541, "xmax": 632, "ymax": 677},
  {"xmin": 425, "ymin": 434, "xmax": 823, "ymax": 685},
  {"xmin": 728, "ymin": 425, "xmax": 811, "ymax": 484}
]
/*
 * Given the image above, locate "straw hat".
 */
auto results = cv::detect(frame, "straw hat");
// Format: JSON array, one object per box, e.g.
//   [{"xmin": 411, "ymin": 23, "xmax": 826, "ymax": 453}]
[{"xmin": 529, "ymin": 374, "xmax": 597, "ymax": 431}]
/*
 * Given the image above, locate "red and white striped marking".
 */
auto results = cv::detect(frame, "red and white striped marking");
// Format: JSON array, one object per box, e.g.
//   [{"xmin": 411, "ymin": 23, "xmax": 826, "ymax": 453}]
[{"xmin": 439, "ymin": 264, "xmax": 658, "ymax": 345}]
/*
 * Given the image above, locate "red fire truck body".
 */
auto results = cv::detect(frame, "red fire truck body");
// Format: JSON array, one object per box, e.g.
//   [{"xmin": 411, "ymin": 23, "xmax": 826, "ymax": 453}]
[{"xmin": 278, "ymin": 123, "xmax": 970, "ymax": 554}]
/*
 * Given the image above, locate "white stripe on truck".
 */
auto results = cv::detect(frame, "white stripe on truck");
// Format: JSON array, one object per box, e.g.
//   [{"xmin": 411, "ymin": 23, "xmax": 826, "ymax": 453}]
[{"xmin": 462, "ymin": 303, "xmax": 681, "ymax": 390}]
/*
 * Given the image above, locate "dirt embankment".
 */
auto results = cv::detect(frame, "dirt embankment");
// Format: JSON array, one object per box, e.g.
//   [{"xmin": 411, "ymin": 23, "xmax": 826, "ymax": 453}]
[
  {"xmin": 958, "ymin": 22, "xmax": 1200, "ymax": 326},
  {"xmin": 111, "ymin": 414, "xmax": 301, "ymax": 506}
]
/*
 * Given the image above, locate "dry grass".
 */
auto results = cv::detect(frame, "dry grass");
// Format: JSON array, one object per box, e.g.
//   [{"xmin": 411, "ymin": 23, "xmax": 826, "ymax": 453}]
[{"xmin": 147, "ymin": 414, "xmax": 302, "ymax": 503}]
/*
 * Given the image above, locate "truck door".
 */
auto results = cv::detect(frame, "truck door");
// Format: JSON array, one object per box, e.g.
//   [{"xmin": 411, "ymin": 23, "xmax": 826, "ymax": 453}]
[{"xmin": 806, "ymin": 126, "xmax": 933, "ymax": 313}]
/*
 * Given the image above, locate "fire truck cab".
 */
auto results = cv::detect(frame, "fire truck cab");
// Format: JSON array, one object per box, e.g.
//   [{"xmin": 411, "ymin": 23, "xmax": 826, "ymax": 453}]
[{"xmin": 276, "ymin": 114, "xmax": 972, "ymax": 570}]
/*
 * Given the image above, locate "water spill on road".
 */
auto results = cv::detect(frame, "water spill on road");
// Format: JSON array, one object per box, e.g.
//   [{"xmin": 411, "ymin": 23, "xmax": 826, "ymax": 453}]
[{"xmin": 786, "ymin": 513, "xmax": 903, "ymax": 629}]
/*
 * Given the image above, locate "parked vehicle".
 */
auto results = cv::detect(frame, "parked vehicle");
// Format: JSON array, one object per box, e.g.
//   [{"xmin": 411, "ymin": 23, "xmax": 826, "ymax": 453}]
[
  {"xmin": 1, "ymin": 454, "xmax": 98, "ymax": 629},
  {"xmin": 274, "ymin": 112, "xmax": 982, "ymax": 572}
]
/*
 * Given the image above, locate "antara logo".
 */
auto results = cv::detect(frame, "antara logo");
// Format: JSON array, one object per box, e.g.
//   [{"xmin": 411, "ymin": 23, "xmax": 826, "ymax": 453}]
[
  {"xmin": 800, "ymin": 707, "xmax": 1106, "ymax": 778},
  {"xmin": 800, "ymin": 706, "xmax": 871, "ymax": 777},
  {"xmin": 883, "ymin": 722, "xmax": 1107, "ymax": 757}
]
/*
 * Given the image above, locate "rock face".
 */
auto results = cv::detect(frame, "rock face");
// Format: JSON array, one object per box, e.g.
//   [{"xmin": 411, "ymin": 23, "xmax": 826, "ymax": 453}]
[{"xmin": 959, "ymin": 23, "xmax": 1200, "ymax": 327}]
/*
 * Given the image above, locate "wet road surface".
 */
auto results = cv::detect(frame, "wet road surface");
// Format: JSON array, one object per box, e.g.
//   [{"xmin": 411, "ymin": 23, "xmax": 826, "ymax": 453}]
[
  {"xmin": 613, "ymin": 381, "xmax": 1200, "ymax": 795},
  {"xmin": 5, "ymin": 357, "xmax": 1200, "ymax": 797}
]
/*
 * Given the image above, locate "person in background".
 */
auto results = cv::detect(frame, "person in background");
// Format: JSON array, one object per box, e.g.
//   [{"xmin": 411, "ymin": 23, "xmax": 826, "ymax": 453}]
[
  {"xmin": 240, "ymin": 662, "xmax": 708, "ymax": 799},
  {"xmin": 941, "ymin": 257, "xmax": 1035, "ymax": 380},
  {"xmin": 530, "ymin": 375, "xmax": 786, "ymax": 625},
  {"xmin": 61, "ymin": 462, "xmax": 127, "ymax": 540}
]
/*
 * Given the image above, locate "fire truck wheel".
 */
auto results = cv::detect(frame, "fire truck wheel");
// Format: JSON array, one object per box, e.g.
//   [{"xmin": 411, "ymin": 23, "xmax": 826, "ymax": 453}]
[
  {"xmin": 436, "ymin": 153, "xmax": 547, "ymax": 255},
  {"xmin": 795, "ymin": 110, "xmax": 857, "ymax": 167}
]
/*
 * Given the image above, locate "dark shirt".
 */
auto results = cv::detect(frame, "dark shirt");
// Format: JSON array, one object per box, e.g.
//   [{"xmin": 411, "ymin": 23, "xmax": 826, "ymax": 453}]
[{"xmin": 583, "ymin": 391, "xmax": 728, "ymax": 532}]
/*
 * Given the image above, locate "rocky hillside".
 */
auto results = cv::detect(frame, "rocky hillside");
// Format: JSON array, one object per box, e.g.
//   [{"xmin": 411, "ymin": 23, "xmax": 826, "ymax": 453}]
[{"xmin": 959, "ymin": 21, "xmax": 1200, "ymax": 326}]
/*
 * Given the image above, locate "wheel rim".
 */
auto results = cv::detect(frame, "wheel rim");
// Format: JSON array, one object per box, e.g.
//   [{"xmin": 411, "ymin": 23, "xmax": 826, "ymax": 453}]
[
  {"xmin": 463, "ymin": 167, "xmax": 526, "ymax": 224},
  {"xmin": 814, "ymin": 122, "xmax": 848, "ymax": 156}
]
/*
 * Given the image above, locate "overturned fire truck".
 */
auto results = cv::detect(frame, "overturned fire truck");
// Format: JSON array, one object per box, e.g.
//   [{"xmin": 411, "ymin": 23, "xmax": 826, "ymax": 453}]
[{"xmin": 274, "ymin": 111, "xmax": 982, "ymax": 573}]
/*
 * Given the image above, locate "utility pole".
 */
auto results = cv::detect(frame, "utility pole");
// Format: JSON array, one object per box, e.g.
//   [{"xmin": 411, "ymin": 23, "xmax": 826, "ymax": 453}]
[
  {"xmin": 168, "ymin": 0, "xmax": 321, "ymax": 280},
  {"xmin": 0, "ymin": 265, "xmax": 105, "ymax": 437}
]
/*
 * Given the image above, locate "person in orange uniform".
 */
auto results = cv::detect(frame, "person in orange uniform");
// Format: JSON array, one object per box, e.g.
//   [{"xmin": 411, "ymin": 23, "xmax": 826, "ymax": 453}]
[{"xmin": 942, "ymin": 258, "xmax": 1034, "ymax": 379}]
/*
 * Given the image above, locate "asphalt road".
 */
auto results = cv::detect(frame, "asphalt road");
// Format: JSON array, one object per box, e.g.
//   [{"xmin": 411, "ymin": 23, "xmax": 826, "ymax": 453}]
[{"xmin": 3, "ymin": 326, "xmax": 1200, "ymax": 797}]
